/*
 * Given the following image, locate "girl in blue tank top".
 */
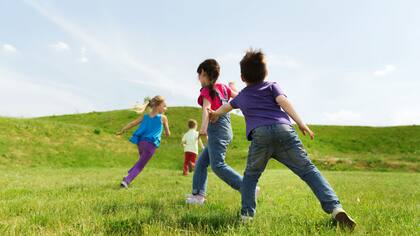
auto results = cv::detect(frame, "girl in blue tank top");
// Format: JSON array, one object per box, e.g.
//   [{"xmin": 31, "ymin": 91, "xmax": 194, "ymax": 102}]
[{"xmin": 117, "ymin": 95, "xmax": 171, "ymax": 188}]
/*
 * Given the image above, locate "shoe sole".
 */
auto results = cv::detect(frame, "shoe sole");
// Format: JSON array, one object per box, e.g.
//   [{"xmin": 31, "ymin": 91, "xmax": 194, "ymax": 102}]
[
  {"xmin": 335, "ymin": 212, "xmax": 356, "ymax": 231},
  {"xmin": 185, "ymin": 200, "xmax": 205, "ymax": 205}
]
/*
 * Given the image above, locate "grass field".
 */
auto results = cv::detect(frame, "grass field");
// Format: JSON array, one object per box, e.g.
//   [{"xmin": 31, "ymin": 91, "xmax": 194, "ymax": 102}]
[
  {"xmin": 1, "ymin": 168, "xmax": 418, "ymax": 235},
  {"xmin": 0, "ymin": 107, "xmax": 419, "ymax": 235}
]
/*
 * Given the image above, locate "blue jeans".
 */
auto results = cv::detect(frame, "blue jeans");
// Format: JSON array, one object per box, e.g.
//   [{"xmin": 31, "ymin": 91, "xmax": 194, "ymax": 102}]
[
  {"xmin": 192, "ymin": 114, "xmax": 243, "ymax": 196},
  {"xmin": 241, "ymin": 124, "xmax": 342, "ymax": 217}
]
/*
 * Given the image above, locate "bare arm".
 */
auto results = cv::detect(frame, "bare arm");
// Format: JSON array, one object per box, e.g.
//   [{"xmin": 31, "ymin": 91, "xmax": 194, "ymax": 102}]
[
  {"xmin": 208, "ymin": 103, "xmax": 233, "ymax": 123},
  {"xmin": 162, "ymin": 115, "xmax": 171, "ymax": 137},
  {"xmin": 198, "ymin": 136, "xmax": 204, "ymax": 149},
  {"xmin": 228, "ymin": 82, "xmax": 239, "ymax": 98},
  {"xmin": 275, "ymin": 95, "xmax": 314, "ymax": 139},
  {"xmin": 181, "ymin": 135, "xmax": 186, "ymax": 146},
  {"xmin": 199, "ymin": 98, "xmax": 212, "ymax": 136},
  {"xmin": 116, "ymin": 115, "xmax": 143, "ymax": 135}
]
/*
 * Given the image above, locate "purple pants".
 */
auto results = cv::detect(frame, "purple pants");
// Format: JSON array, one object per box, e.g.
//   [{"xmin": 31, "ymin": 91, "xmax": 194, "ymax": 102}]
[{"xmin": 124, "ymin": 141, "xmax": 157, "ymax": 184}]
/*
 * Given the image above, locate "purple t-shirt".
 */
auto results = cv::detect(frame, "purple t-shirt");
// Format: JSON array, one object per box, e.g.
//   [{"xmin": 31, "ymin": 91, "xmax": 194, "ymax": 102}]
[{"xmin": 230, "ymin": 81, "xmax": 291, "ymax": 140}]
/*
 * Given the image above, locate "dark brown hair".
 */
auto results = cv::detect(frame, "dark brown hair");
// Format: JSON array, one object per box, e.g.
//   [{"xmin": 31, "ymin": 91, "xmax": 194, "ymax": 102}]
[
  {"xmin": 197, "ymin": 59, "xmax": 220, "ymax": 99},
  {"xmin": 188, "ymin": 119, "xmax": 197, "ymax": 129},
  {"xmin": 240, "ymin": 49, "xmax": 267, "ymax": 84}
]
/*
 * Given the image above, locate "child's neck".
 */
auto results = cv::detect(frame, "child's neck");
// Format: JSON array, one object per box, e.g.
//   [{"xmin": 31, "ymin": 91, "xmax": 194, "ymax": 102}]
[{"xmin": 149, "ymin": 110, "xmax": 160, "ymax": 117}]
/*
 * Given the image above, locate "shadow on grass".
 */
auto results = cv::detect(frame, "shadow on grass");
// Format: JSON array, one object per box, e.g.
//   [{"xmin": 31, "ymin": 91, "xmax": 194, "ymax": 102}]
[
  {"xmin": 101, "ymin": 200, "xmax": 166, "ymax": 235},
  {"xmin": 98, "ymin": 200, "xmax": 240, "ymax": 235},
  {"xmin": 301, "ymin": 217, "xmax": 353, "ymax": 235}
]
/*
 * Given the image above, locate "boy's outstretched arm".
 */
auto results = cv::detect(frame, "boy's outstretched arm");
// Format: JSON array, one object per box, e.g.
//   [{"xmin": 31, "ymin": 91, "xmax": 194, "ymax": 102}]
[
  {"xmin": 275, "ymin": 95, "xmax": 315, "ymax": 140},
  {"xmin": 116, "ymin": 115, "xmax": 143, "ymax": 135},
  {"xmin": 228, "ymin": 82, "xmax": 239, "ymax": 98},
  {"xmin": 162, "ymin": 115, "xmax": 171, "ymax": 137},
  {"xmin": 208, "ymin": 103, "xmax": 233, "ymax": 123}
]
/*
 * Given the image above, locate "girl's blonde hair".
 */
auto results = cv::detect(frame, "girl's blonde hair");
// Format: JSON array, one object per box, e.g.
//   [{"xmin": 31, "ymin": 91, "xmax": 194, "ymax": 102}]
[{"xmin": 133, "ymin": 95, "xmax": 165, "ymax": 114}]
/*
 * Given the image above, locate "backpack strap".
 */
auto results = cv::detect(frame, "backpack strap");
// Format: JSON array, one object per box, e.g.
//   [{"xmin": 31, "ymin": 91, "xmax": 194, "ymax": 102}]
[{"xmin": 215, "ymin": 84, "xmax": 229, "ymax": 104}]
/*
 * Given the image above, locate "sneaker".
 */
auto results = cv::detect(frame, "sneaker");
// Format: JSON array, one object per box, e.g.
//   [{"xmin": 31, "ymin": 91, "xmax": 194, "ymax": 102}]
[
  {"xmin": 240, "ymin": 215, "xmax": 254, "ymax": 223},
  {"xmin": 332, "ymin": 208, "xmax": 356, "ymax": 230},
  {"xmin": 120, "ymin": 180, "xmax": 128, "ymax": 189},
  {"xmin": 186, "ymin": 194, "xmax": 206, "ymax": 205}
]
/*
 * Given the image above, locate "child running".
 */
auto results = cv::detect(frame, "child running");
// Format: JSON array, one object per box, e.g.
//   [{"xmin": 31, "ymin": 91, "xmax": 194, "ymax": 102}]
[
  {"xmin": 208, "ymin": 49, "xmax": 356, "ymax": 229},
  {"xmin": 181, "ymin": 119, "xmax": 204, "ymax": 176},
  {"xmin": 185, "ymin": 59, "xmax": 244, "ymax": 204},
  {"xmin": 117, "ymin": 95, "xmax": 170, "ymax": 188}
]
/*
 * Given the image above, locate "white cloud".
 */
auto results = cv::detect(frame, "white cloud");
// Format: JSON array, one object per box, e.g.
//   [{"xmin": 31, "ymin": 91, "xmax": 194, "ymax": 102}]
[
  {"xmin": 78, "ymin": 56, "xmax": 88, "ymax": 63},
  {"xmin": 50, "ymin": 41, "xmax": 70, "ymax": 51},
  {"xmin": 25, "ymin": 0, "xmax": 190, "ymax": 96},
  {"xmin": 218, "ymin": 52, "xmax": 300, "ymax": 69},
  {"xmin": 78, "ymin": 46, "xmax": 88, "ymax": 63},
  {"xmin": 324, "ymin": 110, "xmax": 362, "ymax": 125},
  {"xmin": 0, "ymin": 67, "xmax": 95, "ymax": 117},
  {"xmin": 373, "ymin": 64, "xmax": 396, "ymax": 77},
  {"xmin": 390, "ymin": 108, "xmax": 420, "ymax": 126},
  {"xmin": 1, "ymin": 43, "xmax": 18, "ymax": 53},
  {"xmin": 268, "ymin": 54, "xmax": 300, "ymax": 69},
  {"xmin": 217, "ymin": 52, "xmax": 242, "ymax": 64}
]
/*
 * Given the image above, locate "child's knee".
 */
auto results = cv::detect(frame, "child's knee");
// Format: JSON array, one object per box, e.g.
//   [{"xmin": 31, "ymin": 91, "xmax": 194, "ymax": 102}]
[
  {"xmin": 210, "ymin": 161, "xmax": 226, "ymax": 172},
  {"xmin": 244, "ymin": 168, "xmax": 263, "ymax": 179}
]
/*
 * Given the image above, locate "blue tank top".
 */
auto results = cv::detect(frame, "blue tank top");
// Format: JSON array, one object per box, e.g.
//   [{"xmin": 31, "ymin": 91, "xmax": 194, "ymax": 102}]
[{"xmin": 129, "ymin": 114, "xmax": 163, "ymax": 147}]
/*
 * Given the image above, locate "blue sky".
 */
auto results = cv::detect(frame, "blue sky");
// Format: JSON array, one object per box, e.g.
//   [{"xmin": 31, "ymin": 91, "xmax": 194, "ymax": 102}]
[{"xmin": 1, "ymin": 0, "xmax": 419, "ymax": 125}]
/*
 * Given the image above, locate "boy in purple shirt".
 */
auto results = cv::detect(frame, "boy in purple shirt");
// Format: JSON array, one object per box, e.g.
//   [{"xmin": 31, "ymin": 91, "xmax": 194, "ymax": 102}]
[{"xmin": 209, "ymin": 49, "xmax": 356, "ymax": 230}]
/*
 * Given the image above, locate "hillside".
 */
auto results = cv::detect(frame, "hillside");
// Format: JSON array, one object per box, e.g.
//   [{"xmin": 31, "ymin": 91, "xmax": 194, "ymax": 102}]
[{"xmin": 0, "ymin": 107, "xmax": 419, "ymax": 171}]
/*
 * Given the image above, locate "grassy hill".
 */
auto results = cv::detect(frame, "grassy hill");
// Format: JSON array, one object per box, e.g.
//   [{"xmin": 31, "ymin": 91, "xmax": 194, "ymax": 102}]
[
  {"xmin": 0, "ymin": 107, "xmax": 419, "ymax": 235},
  {"xmin": 0, "ymin": 107, "xmax": 418, "ymax": 171}
]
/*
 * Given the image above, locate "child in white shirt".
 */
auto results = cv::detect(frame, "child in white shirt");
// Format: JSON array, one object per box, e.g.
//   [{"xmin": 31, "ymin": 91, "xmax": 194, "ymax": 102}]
[{"xmin": 181, "ymin": 119, "xmax": 204, "ymax": 176}]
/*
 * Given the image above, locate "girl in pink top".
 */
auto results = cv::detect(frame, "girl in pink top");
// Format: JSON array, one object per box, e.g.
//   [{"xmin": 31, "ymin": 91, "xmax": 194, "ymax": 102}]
[{"xmin": 186, "ymin": 59, "xmax": 243, "ymax": 205}]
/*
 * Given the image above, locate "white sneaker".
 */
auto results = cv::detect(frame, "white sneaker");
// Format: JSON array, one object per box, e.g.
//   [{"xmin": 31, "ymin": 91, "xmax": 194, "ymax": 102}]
[
  {"xmin": 186, "ymin": 194, "xmax": 206, "ymax": 205},
  {"xmin": 120, "ymin": 180, "xmax": 128, "ymax": 189},
  {"xmin": 332, "ymin": 208, "xmax": 356, "ymax": 230},
  {"xmin": 240, "ymin": 215, "xmax": 254, "ymax": 223}
]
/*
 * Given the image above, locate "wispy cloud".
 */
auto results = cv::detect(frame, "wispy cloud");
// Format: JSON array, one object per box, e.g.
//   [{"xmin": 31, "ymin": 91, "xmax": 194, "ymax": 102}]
[
  {"xmin": 50, "ymin": 41, "xmax": 70, "ymax": 51},
  {"xmin": 373, "ymin": 65, "xmax": 396, "ymax": 77},
  {"xmin": 390, "ymin": 108, "xmax": 420, "ymax": 125},
  {"xmin": 24, "ymin": 0, "xmax": 190, "ymax": 96},
  {"xmin": 268, "ymin": 54, "xmax": 300, "ymax": 69},
  {"xmin": 78, "ymin": 46, "xmax": 88, "ymax": 63},
  {"xmin": 324, "ymin": 110, "xmax": 362, "ymax": 124},
  {"xmin": 0, "ymin": 66, "xmax": 95, "ymax": 117},
  {"xmin": 1, "ymin": 43, "xmax": 18, "ymax": 53},
  {"xmin": 218, "ymin": 52, "xmax": 300, "ymax": 69}
]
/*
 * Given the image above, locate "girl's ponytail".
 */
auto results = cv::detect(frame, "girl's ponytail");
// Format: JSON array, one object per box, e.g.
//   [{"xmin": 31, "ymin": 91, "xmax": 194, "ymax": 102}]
[
  {"xmin": 133, "ymin": 95, "xmax": 165, "ymax": 114},
  {"xmin": 133, "ymin": 98, "xmax": 151, "ymax": 114},
  {"xmin": 207, "ymin": 80, "xmax": 217, "ymax": 100}
]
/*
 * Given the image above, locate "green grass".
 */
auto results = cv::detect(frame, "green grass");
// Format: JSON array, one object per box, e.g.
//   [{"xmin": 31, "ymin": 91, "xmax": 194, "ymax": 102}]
[
  {"xmin": 0, "ymin": 167, "xmax": 418, "ymax": 235},
  {"xmin": 0, "ymin": 107, "xmax": 419, "ymax": 235},
  {"xmin": 0, "ymin": 107, "xmax": 419, "ymax": 171}
]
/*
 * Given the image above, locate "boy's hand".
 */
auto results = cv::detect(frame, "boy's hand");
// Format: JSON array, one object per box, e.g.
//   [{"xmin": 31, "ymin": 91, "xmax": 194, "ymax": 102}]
[
  {"xmin": 298, "ymin": 124, "xmax": 315, "ymax": 140},
  {"xmin": 207, "ymin": 108, "xmax": 220, "ymax": 123},
  {"xmin": 228, "ymin": 82, "xmax": 237, "ymax": 92},
  {"xmin": 199, "ymin": 127, "xmax": 207, "ymax": 136}
]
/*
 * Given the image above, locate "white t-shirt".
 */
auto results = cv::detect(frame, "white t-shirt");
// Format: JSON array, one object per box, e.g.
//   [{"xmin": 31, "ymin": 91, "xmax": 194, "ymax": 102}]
[{"xmin": 182, "ymin": 129, "xmax": 199, "ymax": 154}]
